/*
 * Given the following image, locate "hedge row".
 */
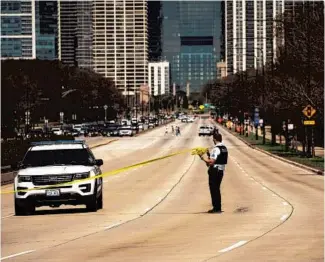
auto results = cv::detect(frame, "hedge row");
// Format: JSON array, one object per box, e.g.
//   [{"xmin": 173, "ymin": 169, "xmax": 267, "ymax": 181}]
[{"xmin": 1, "ymin": 135, "xmax": 75, "ymax": 168}]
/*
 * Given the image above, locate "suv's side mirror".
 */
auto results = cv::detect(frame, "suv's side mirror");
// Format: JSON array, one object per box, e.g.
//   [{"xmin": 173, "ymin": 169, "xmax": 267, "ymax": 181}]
[{"xmin": 95, "ymin": 159, "xmax": 103, "ymax": 166}]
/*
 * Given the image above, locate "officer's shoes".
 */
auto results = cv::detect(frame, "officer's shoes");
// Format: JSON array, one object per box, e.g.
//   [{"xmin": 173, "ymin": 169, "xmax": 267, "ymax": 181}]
[{"xmin": 207, "ymin": 208, "xmax": 222, "ymax": 214}]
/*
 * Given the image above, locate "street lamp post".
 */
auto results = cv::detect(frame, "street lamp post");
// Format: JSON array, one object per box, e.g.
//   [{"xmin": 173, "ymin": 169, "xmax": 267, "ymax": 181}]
[
  {"xmin": 104, "ymin": 104, "xmax": 108, "ymax": 122},
  {"xmin": 59, "ymin": 112, "xmax": 64, "ymax": 125},
  {"xmin": 25, "ymin": 110, "xmax": 30, "ymax": 134}
]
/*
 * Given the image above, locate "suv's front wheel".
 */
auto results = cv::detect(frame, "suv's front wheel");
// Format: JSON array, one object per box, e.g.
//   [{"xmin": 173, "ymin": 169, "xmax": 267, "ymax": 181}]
[
  {"xmin": 86, "ymin": 183, "xmax": 102, "ymax": 212},
  {"xmin": 15, "ymin": 199, "xmax": 35, "ymax": 216}
]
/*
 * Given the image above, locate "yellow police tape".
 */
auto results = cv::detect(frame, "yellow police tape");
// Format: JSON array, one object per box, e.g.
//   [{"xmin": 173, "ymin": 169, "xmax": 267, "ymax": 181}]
[{"xmin": 1, "ymin": 147, "xmax": 210, "ymax": 195}]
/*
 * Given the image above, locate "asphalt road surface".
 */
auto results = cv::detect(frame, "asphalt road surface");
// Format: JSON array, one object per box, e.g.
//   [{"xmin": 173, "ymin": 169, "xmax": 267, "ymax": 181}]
[{"xmin": 1, "ymin": 118, "xmax": 323, "ymax": 261}]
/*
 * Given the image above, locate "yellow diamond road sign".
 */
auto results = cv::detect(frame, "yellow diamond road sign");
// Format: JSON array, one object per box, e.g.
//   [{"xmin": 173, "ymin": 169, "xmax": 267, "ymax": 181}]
[
  {"xmin": 302, "ymin": 105, "xmax": 316, "ymax": 119},
  {"xmin": 199, "ymin": 105, "xmax": 205, "ymax": 110}
]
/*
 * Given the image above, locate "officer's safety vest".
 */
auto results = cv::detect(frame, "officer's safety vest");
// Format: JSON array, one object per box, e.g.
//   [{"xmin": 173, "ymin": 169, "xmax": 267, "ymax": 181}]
[{"xmin": 215, "ymin": 145, "xmax": 228, "ymax": 165}]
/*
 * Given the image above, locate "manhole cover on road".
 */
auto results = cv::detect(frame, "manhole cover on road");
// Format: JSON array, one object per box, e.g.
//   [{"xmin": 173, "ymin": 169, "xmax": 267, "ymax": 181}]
[{"xmin": 234, "ymin": 207, "xmax": 249, "ymax": 213}]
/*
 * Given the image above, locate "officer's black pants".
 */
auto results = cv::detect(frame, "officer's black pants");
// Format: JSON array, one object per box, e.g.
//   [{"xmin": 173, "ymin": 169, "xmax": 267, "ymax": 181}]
[{"xmin": 208, "ymin": 167, "xmax": 224, "ymax": 210}]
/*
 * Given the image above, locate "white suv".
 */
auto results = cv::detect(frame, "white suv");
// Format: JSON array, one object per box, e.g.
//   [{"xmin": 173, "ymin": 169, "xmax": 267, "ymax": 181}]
[{"xmin": 14, "ymin": 140, "xmax": 104, "ymax": 216}]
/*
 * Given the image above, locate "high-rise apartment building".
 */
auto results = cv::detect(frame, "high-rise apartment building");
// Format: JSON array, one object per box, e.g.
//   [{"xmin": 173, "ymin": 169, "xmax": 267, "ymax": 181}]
[
  {"xmin": 57, "ymin": 0, "xmax": 77, "ymax": 66},
  {"xmin": 93, "ymin": 0, "xmax": 148, "ymax": 101},
  {"xmin": 148, "ymin": 62, "xmax": 170, "ymax": 96},
  {"xmin": 161, "ymin": 1, "xmax": 222, "ymax": 93},
  {"xmin": 76, "ymin": 1, "xmax": 93, "ymax": 69},
  {"xmin": 225, "ymin": 0, "xmax": 285, "ymax": 75},
  {"xmin": 57, "ymin": 0, "xmax": 92, "ymax": 68}
]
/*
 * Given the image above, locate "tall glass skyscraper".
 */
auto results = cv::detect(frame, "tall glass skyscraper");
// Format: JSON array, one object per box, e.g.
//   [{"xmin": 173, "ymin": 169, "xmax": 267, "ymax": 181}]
[
  {"xmin": 1, "ymin": 1, "xmax": 36, "ymax": 59},
  {"xmin": 1, "ymin": 0, "xmax": 58, "ymax": 60},
  {"xmin": 36, "ymin": 1, "xmax": 58, "ymax": 60},
  {"xmin": 161, "ymin": 1, "xmax": 222, "ymax": 93}
]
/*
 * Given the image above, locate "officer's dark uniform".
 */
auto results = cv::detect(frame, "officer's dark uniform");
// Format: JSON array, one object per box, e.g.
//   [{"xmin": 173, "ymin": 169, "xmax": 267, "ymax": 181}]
[{"xmin": 208, "ymin": 143, "xmax": 228, "ymax": 211}]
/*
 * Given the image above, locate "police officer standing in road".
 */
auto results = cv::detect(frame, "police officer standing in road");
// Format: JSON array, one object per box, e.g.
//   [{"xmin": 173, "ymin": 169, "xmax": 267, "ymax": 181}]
[{"xmin": 199, "ymin": 133, "xmax": 228, "ymax": 213}]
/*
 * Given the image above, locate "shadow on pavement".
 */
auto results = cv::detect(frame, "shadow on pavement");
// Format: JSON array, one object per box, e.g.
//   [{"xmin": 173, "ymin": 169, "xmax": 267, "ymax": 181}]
[{"xmin": 33, "ymin": 207, "xmax": 89, "ymax": 216}]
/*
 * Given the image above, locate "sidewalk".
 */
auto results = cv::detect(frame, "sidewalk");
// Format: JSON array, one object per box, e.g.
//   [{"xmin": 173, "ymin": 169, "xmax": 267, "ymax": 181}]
[
  {"xmin": 248, "ymin": 125, "xmax": 324, "ymax": 158},
  {"xmin": 221, "ymin": 123, "xmax": 324, "ymax": 173}
]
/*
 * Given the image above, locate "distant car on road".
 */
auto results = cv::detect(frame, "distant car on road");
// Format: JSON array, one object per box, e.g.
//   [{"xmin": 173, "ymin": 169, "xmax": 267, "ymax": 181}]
[
  {"xmin": 119, "ymin": 126, "xmax": 134, "ymax": 137},
  {"xmin": 14, "ymin": 140, "xmax": 104, "ymax": 215},
  {"xmin": 198, "ymin": 126, "xmax": 211, "ymax": 136}
]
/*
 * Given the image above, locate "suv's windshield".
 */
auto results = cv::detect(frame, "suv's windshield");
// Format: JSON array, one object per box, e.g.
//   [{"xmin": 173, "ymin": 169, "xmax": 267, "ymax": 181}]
[{"xmin": 22, "ymin": 149, "xmax": 95, "ymax": 167}]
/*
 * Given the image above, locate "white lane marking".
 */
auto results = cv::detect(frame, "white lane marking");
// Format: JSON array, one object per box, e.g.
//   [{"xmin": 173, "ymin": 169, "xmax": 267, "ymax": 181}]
[
  {"xmin": 282, "ymin": 202, "xmax": 289, "ymax": 206},
  {"xmin": 104, "ymin": 223, "xmax": 121, "ymax": 230},
  {"xmin": 145, "ymin": 208, "xmax": 150, "ymax": 212},
  {"xmin": 280, "ymin": 214, "xmax": 289, "ymax": 221},
  {"xmin": 1, "ymin": 250, "xmax": 35, "ymax": 260},
  {"xmin": 218, "ymin": 240, "xmax": 247, "ymax": 253},
  {"xmin": 1, "ymin": 214, "xmax": 14, "ymax": 219}
]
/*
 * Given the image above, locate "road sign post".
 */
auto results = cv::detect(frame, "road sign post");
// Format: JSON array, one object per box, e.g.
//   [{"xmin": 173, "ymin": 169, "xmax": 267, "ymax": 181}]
[
  {"xmin": 302, "ymin": 105, "xmax": 316, "ymax": 157},
  {"xmin": 254, "ymin": 107, "xmax": 259, "ymax": 140}
]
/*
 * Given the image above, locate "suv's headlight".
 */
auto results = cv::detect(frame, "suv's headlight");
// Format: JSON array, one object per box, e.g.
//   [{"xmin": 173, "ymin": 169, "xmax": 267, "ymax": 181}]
[
  {"xmin": 18, "ymin": 176, "xmax": 32, "ymax": 183},
  {"xmin": 74, "ymin": 172, "xmax": 90, "ymax": 180}
]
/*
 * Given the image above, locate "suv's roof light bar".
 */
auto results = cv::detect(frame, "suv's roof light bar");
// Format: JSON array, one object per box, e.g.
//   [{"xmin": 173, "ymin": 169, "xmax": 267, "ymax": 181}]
[{"xmin": 30, "ymin": 140, "xmax": 85, "ymax": 146}]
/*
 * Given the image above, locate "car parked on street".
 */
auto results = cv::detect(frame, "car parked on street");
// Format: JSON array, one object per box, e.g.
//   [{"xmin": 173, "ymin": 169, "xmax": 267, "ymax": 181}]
[
  {"xmin": 101, "ymin": 125, "xmax": 119, "ymax": 137},
  {"xmin": 51, "ymin": 127, "xmax": 63, "ymax": 136}
]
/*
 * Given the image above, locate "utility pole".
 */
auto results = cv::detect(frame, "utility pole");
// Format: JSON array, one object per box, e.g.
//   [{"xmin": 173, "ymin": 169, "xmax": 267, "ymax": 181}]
[
  {"xmin": 135, "ymin": 88, "xmax": 138, "ymax": 121},
  {"xmin": 255, "ymin": 69, "xmax": 259, "ymax": 140},
  {"xmin": 261, "ymin": 49, "xmax": 266, "ymax": 145}
]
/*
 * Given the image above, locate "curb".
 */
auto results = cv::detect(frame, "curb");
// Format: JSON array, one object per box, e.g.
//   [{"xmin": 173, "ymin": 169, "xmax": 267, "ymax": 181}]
[
  {"xmin": 1, "ymin": 139, "xmax": 120, "ymax": 186},
  {"xmin": 216, "ymin": 122, "xmax": 324, "ymax": 176},
  {"xmin": 89, "ymin": 138, "xmax": 119, "ymax": 149}
]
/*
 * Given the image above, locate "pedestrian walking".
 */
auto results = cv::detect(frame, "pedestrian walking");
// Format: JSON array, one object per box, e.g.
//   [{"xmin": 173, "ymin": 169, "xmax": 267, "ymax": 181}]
[
  {"xmin": 165, "ymin": 126, "xmax": 168, "ymax": 135},
  {"xmin": 171, "ymin": 125, "xmax": 175, "ymax": 135},
  {"xmin": 199, "ymin": 133, "xmax": 228, "ymax": 213},
  {"xmin": 177, "ymin": 126, "xmax": 181, "ymax": 136}
]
